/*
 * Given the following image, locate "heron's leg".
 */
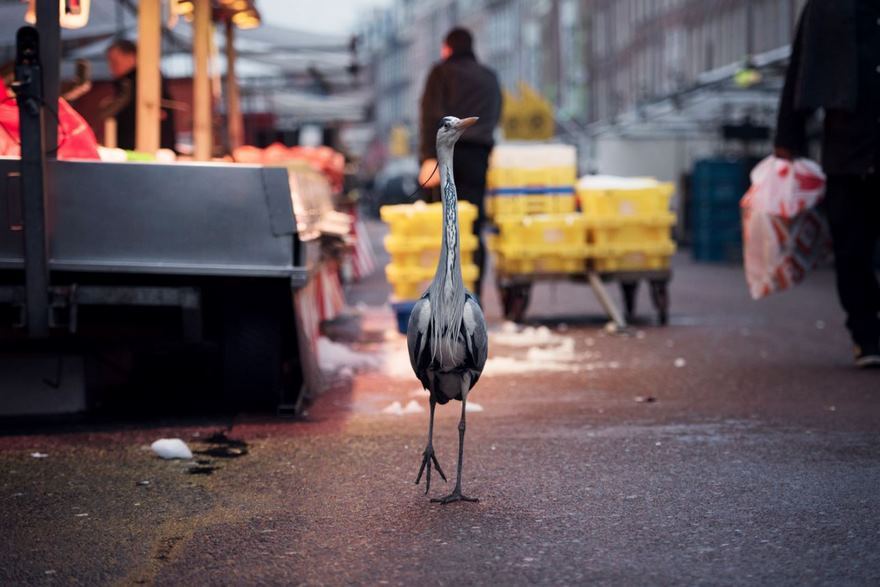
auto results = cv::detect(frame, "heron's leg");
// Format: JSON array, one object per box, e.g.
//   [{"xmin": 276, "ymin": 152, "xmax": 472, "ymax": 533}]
[
  {"xmin": 432, "ymin": 390, "xmax": 478, "ymax": 504},
  {"xmin": 415, "ymin": 397, "xmax": 446, "ymax": 494}
]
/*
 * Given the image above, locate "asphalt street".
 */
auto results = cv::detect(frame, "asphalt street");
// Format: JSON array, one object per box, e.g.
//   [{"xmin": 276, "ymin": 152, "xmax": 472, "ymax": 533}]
[{"xmin": 1, "ymin": 241, "xmax": 878, "ymax": 585}]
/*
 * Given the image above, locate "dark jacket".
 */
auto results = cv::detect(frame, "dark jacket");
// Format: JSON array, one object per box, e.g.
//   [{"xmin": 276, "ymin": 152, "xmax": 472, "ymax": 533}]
[
  {"xmin": 112, "ymin": 68, "xmax": 177, "ymax": 151},
  {"xmin": 775, "ymin": 0, "xmax": 880, "ymax": 175},
  {"xmin": 419, "ymin": 51, "xmax": 502, "ymax": 162}
]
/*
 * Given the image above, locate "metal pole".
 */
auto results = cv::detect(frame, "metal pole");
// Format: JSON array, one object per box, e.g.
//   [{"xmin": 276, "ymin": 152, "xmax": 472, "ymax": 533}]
[
  {"xmin": 14, "ymin": 27, "xmax": 50, "ymax": 338},
  {"xmin": 225, "ymin": 20, "xmax": 244, "ymax": 151},
  {"xmin": 193, "ymin": 0, "xmax": 213, "ymax": 161},
  {"xmin": 35, "ymin": 0, "xmax": 59, "ymax": 154}
]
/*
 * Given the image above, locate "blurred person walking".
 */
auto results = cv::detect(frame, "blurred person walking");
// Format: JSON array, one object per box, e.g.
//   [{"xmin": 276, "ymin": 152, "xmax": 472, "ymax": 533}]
[
  {"xmin": 775, "ymin": 0, "xmax": 880, "ymax": 368},
  {"xmin": 418, "ymin": 28, "xmax": 502, "ymax": 300}
]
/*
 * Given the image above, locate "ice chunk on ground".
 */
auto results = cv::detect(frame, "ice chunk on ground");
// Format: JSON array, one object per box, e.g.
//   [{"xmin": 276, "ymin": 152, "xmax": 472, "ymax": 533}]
[
  {"xmin": 317, "ymin": 337, "xmax": 380, "ymax": 373},
  {"xmin": 402, "ymin": 400, "xmax": 425, "ymax": 414},
  {"xmin": 466, "ymin": 402, "xmax": 484, "ymax": 413},
  {"xmin": 381, "ymin": 401, "xmax": 404, "ymax": 415},
  {"xmin": 30, "ymin": 452, "xmax": 48, "ymax": 459},
  {"xmin": 492, "ymin": 324, "xmax": 567, "ymax": 347},
  {"xmin": 674, "ymin": 358, "xmax": 687, "ymax": 368},
  {"xmin": 151, "ymin": 439, "xmax": 193, "ymax": 460}
]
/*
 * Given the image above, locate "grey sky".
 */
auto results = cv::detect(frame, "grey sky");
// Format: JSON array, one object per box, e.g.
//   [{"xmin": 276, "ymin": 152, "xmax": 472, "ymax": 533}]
[{"xmin": 257, "ymin": 0, "xmax": 393, "ymax": 35}]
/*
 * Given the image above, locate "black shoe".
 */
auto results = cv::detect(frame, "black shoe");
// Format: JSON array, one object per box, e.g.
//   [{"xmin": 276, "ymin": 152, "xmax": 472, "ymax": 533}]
[{"xmin": 854, "ymin": 342, "xmax": 880, "ymax": 369}]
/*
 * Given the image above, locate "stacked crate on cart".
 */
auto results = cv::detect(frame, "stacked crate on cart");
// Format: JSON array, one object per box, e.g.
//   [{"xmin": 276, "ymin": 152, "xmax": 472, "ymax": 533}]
[
  {"xmin": 576, "ymin": 176, "xmax": 677, "ymax": 323},
  {"xmin": 486, "ymin": 144, "xmax": 586, "ymax": 320},
  {"xmin": 487, "ymin": 144, "xmax": 586, "ymax": 274},
  {"xmin": 380, "ymin": 201, "xmax": 479, "ymax": 332},
  {"xmin": 577, "ymin": 177, "xmax": 677, "ymax": 271}
]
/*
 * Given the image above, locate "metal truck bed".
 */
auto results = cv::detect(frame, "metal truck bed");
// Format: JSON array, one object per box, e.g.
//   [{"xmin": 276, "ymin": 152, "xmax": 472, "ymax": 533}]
[{"xmin": 0, "ymin": 158, "xmax": 306, "ymax": 283}]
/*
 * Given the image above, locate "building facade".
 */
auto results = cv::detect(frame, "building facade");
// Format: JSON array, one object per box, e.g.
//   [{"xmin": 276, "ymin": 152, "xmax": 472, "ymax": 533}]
[{"xmin": 360, "ymin": 0, "xmax": 808, "ymax": 170}]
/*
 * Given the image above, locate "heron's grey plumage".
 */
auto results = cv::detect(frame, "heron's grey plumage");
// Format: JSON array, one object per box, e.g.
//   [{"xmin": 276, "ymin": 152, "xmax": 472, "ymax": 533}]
[{"xmin": 407, "ymin": 115, "xmax": 487, "ymax": 503}]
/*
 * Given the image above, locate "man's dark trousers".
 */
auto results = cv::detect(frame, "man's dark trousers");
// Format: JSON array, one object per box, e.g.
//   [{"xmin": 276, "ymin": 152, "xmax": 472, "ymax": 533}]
[
  {"xmin": 453, "ymin": 142, "xmax": 491, "ymax": 299},
  {"xmin": 825, "ymin": 174, "xmax": 880, "ymax": 348}
]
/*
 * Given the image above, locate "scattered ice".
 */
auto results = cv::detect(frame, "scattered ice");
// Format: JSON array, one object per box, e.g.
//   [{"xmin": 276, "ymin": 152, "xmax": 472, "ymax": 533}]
[
  {"xmin": 483, "ymin": 356, "xmax": 574, "ymax": 375},
  {"xmin": 604, "ymin": 322, "xmax": 619, "ymax": 334},
  {"xmin": 74, "ymin": 513, "xmax": 89, "ymax": 517},
  {"xmin": 815, "ymin": 320, "xmax": 826, "ymax": 330},
  {"xmin": 674, "ymin": 358, "xmax": 687, "ymax": 368},
  {"xmin": 30, "ymin": 452, "xmax": 48, "ymax": 459},
  {"xmin": 466, "ymin": 402, "xmax": 484, "ymax": 413},
  {"xmin": 828, "ymin": 405, "xmax": 837, "ymax": 412},
  {"xmin": 401, "ymin": 400, "xmax": 425, "ymax": 415},
  {"xmin": 492, "ymin": 323, "xmax": 566, "ymax": 347},
  {"xmin": 150, "ymin": 439, "xmax": 193, "ymax": 460},
  {"xmin": 381, "ymin": 401, "xmax": 404, "ymax": 415},
  {"xmin": 381, "ymin": 400, "xmax": 425, "ymax": 416},
  {"xmin": 635, "ymin": 330, "xmax": 646, "ymax": 340},
  {"xmin": 317, "ymin": 337, "xmax": 380, "ymax": 373}
]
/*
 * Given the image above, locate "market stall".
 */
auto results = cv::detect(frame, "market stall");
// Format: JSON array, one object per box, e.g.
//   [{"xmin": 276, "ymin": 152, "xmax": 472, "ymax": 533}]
[{"xmin": 0, "ymin": 1, "xmax": 364, "ymax": 415}]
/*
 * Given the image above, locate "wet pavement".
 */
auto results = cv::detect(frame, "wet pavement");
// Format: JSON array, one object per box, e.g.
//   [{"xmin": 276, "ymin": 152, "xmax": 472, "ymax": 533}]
[{"xmin": 1, "ymin": 242, "xmax": 879, "ymax": 585}]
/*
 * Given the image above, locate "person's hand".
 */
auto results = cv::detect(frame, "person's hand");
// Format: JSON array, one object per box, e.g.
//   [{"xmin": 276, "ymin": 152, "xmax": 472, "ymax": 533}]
[
  {"xmin": 419, "ymin": 158, "xmax": 440, "ymax": 188},
  {"xmin": 774, "ymin": 147, "xmax": 794, "ymax": 161}
]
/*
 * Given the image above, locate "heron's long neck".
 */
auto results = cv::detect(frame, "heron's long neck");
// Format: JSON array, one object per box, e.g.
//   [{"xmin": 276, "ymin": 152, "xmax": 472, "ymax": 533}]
[{"xmin": 432, "ymin": 144, "xmax": 463, "ymax": 295}]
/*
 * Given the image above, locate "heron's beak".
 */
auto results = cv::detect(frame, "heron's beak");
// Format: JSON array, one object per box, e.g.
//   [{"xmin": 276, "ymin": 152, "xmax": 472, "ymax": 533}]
[{"xmin": 457, "ymin": 117, "xmax": 479, "ymax": 130}]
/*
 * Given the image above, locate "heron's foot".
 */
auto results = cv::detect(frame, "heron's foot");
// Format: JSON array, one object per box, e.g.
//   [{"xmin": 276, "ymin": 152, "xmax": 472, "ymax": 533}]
[
  {"xmin": 415, "ymin": 446, "xmax": 446, "ymax": 494},
  {"xmin": 430, "ymin": 489, "xmax": 478, "ymax": 504}
]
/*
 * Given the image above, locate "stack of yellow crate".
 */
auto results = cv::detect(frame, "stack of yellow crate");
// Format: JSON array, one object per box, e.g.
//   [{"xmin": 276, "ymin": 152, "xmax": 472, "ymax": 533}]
[
  {"xmin": 487, "ymin": 144, "xmax": 589, "ymax": 275},
  {"xmin": 486, "ymin": 144, "xmax": 578, "ymax": 219},
  {"xmin": 380, "ymin": 201, "xmax": 480, "ymax": 300},
  {"xmin": 577, "ymin": 177, "xmax": 677, "ymax": 272}
]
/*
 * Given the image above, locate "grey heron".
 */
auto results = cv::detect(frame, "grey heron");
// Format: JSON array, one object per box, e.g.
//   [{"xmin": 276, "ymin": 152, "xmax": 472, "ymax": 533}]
[{"xmin": 407, "ymin": 115, "xmax": 489, "ymax": 504}]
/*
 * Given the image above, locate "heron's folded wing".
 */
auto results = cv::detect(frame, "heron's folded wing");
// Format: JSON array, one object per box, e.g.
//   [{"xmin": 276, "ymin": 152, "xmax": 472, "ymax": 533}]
[
  {"xmin": 462, "ymin": 295, "xmax": 488, "ymax": 388},
  {"xmin": 406, "ymin": 297, "xmax": 433, "ymax": 389}
]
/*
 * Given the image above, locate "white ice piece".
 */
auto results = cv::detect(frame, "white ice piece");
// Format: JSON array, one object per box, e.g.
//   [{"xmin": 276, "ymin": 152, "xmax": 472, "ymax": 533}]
[
  {"xmin": 317, "ymin": 337, "xmax": 380, "ymax": 374},
  {"xmin": 402, "ymin": 400, "xmax": 425, "ymax": 415},
  {"xmin": 466, "ymin": 402, "xmax": 484, "ymax": 413},
  {"xmin": 150, "ymin": 438, "xmax": 193, "ymax": 460},
  {"xmin": 381, "ymin": 401, "xmax": 404, "ymax": 415},
  {"xmin": 30, "ymin": 452, "xmax": 48, "ymax": 459},
  {"xmin": 674, "ymin": 358, "xmax": 687, "ymax": 368}
]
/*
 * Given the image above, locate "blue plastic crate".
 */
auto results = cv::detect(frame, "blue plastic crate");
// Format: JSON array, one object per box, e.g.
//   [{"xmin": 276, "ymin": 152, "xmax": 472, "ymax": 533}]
[{"xmin": 391, "ymin": 300, "xmax": 419, "ymax": 335}]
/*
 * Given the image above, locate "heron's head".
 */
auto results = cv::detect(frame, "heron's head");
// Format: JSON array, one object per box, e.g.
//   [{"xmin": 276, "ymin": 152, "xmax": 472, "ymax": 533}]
[{"xmin": 436, "ymin": 116, "xmax": 479, "ymax": 150}]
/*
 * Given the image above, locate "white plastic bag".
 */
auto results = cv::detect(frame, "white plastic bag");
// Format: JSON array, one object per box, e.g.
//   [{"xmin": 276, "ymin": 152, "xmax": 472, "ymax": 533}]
[{"xmin": 741, "ymin": 156, "xmax": 831, "ymax": 299}]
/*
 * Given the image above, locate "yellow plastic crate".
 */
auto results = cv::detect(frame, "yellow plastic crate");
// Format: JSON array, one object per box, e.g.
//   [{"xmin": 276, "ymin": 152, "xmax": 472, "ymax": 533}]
[
  {"xmin": 591, "ymin": 242, "xmax": 676, "ymax": 272},
  {"xmin": 493, "ymin": 213, "xmax": 588, "ymax": 247},
  {"xmin": 495, "ymin": 247, "xmax": 590, "ymax": 275},
  {"xmin": 487, "ymin": 166, "xmax": 577, "ymax": 189},
  {"xmin": 587, "ymin": 214, "xmax": 677, "ymax": 248},
  {"xmin": 380, "ymin": 201, "xmax": 478, "ymax": 239},
  {"xmin": 488, "ymin": 193, "xmax": 577, "ymax": 218},
  {"xmin": 384, "ymin": 233, "xmax": 478, "ymax": 268},
  {"xmin": 385, "ymin": 263, "xmax": 479, "ymax": 300},
  {"xmin": 491, "ymin": 213, "xmax": 590, "ymax": 275},
  {"xmin": 578, "ymin": 183, "xmax": 675, "ymax": 219}
]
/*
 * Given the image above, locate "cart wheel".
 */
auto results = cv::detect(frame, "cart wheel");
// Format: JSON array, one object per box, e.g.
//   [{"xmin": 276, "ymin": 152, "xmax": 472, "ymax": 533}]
[
  {"xmin": 499, "ymin": 283, "xmax": 531, "ymax": 323},
  {"xmin": 649, "ymin": 279, "xmax": 670, "ymax": 326},
  {"xmin": 620, "ymin": 281, "xmax": 639, "ymax": 323}
]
